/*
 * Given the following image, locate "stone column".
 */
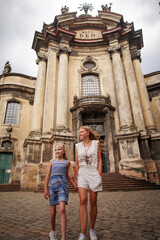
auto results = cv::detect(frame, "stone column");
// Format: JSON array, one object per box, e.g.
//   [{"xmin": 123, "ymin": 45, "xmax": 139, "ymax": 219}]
[
  {"xmin": 103, "ymin": 107, "xmax": 116, "ymax": 172},
  {"xmin": 109, "ymin": 44, "xmax": 146, "ymax": 180},
  {"xmin": 109, "ymin": 44, "xmax": 134, "ymax": 131},
  {"xmin": 31, "ymin": 53, "xmax": 47, "ymax": 133},
  {"xmin": 102, "ymin": 52, "xmax": 120, "ymax": 133},
  {"xmin": 43, "ymin": 47, "xmax": 57, "ymax": 134},
  {"xmin": 121, "ymin": 42, "xmax": 146, "ymax": 132},
  {"xmin": 56, "ymin": 44, "xmax": 71, "ymax": 130},
  {"xmin": 132, "ymin": 50, "xmax": 156, "ymax": 133}
]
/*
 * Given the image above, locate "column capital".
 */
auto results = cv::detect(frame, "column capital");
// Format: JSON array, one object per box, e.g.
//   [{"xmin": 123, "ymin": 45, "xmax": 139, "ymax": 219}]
[
  {"xmin": 130, "ymin": 47, "xmax": 141, "ymax": 61},
  {"xmin": 108, "ymin": 44, "xmax": 121, "ymax": 56},
  {"xmin": 59, "ymin": 44, "xmax": 72, "ymax": 55},
  {"xmin": 36, "ymin": 51, "xmax": 47, "ymax": 64}
]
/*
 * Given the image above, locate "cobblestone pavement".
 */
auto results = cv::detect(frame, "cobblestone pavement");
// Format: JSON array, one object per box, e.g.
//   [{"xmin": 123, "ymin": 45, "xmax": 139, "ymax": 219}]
[{"xmin": 0, "ymin": 190, "xmax": 160, "ymax": 240}]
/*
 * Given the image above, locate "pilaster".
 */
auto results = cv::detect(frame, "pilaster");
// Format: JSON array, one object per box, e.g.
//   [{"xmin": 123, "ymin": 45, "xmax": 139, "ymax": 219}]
[{"xmin": 103, "ymin": 107, "xmax": 116, "ymax": 172}]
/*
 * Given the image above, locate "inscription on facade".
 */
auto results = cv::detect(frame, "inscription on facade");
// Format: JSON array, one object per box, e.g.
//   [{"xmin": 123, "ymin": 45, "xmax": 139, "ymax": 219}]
[{"xmin": 75, "ymin": 30, "xmax": 102, "ymax": 39}]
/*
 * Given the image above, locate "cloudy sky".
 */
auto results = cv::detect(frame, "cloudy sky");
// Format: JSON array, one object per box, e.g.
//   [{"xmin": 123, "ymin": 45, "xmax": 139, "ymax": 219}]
[{"xmin": 0, "ymin": 0, "xmax": 159, "ymax": 77}]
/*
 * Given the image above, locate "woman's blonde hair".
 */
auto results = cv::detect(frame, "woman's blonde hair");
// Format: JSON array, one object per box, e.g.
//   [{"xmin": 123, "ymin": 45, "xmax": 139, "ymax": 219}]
[
  {"xmin": 80, "ymin": 126, "xmax": 104, "ymax": 151},
  {"xmin": 80, "ymin": 126, "xmax": 99, "ymax": 140}
]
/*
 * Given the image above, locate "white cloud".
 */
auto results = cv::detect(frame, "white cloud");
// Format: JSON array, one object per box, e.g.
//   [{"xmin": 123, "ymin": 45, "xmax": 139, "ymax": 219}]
[{"xmin": 0, "ymin": 0, "xmax": 159, "ymax": 76}]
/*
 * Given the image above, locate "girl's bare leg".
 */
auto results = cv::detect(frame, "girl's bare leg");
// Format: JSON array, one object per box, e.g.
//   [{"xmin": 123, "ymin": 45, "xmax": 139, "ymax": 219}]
[
  {"xmin": 50, "ymin": 205, "xmax": 56, "ymax": 231},
  {"xmin": 89, "ymin": 191, "xmax": 98, "ymax": 230},
  {"xmin": 78, "ymin": 187, "xmax": 88, "ymax": 236},
  {"xmin": 59, "ymin": 201, "xmax": 67, "ymax": 240}
]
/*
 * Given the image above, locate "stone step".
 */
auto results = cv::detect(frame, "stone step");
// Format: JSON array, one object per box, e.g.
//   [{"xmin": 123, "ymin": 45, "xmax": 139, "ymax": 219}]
[
  {"xmin": 68, "ymin": 172, "xmax": 160, "ymax": 192},
  {"xmin": 0, "ymin": 184, "xmax": 20, "ymax": 192}
]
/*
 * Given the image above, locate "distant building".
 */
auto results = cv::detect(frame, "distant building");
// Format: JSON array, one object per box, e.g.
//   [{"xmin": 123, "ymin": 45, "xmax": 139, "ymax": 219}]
[{"xmin": 0, "ymin": 6, "xmax": 160, "ymax": 190}]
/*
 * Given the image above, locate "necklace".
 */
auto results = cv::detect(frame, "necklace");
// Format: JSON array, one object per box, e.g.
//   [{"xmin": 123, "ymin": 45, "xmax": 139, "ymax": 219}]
[{"xmin": 83, "ymin": 142, "xmax": 92, "ymax": 165}]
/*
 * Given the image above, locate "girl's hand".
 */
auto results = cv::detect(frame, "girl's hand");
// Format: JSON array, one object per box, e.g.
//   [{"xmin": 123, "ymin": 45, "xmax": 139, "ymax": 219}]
[{"xmin": 44, "ymin": 189, "xmax": 49, "ymax": 199}]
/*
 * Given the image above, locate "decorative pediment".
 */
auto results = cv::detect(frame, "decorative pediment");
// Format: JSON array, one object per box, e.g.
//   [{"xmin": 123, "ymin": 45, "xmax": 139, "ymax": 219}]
[{"xmin": 32, "ymin": 7, "xmax": 143, "ymax": 52}]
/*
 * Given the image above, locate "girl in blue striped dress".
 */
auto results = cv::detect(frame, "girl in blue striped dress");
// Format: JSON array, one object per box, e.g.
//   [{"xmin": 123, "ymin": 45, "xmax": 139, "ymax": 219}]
[{"xmin": 44, "ymin": 143, "xmax": 76, "ymax": 240}]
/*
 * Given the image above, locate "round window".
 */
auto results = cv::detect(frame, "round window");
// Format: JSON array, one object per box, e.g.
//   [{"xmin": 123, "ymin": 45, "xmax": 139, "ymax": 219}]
[{"xmin": 83, "ymin": 61, "xmax": 96, "ymax": 70}]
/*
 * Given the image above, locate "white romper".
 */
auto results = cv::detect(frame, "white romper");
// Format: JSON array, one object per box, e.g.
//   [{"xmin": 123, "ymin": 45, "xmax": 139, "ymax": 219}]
[{"xmin": 76, "ymin": 140, "xmax": 103, "ymax": 192}]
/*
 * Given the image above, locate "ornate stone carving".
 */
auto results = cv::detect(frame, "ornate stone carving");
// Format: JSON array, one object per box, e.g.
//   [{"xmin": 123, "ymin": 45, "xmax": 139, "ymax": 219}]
[
  {"xmin": 59, "ymin": 44, "xmax": 72, "ymax": 55},
  {"xmin": 119, "ymin": 124, "xmax": 137, "ymax": 135},
  {"xmin": 2, "ymin": 61, "xmax": 12, "ymax": 74},
  {"xmin": 131, "ymin": 50, "xmax": 141, "ymax": 61},
  {"xmin": 77, "ymin": 107, "xmax": 85, "ymax": 117},
  {"xmin": 36, "ymin": 51, "xmax": 47, "ymax": 64},
  {"xmin": 108, "ymin": 44, "xmax": 121, "ymax": 54},
  {"xmin": 5, "ymin": 125, "xmax": 13, "ymax": 138}
]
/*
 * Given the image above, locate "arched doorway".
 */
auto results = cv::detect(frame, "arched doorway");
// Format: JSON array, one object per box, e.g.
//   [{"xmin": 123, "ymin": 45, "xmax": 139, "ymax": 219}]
[{"xmin": 71, "ymin": 95, "xmax": 118, "ymax": 172}]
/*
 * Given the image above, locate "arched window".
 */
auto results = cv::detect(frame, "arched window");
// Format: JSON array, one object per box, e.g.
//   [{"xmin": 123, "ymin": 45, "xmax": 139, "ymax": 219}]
[
  {"xmin": 82, "ymin": 74, "xmax": 100, "ymax": 96},
  {"xmin": 4, "ymin": 101, "xmax": 20, "ymax": 125}
]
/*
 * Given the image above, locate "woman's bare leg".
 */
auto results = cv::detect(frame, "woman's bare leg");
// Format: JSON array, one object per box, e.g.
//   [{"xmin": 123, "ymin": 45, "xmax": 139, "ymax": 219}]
[
  {"xmin": 78, "ymin": 187, "xmax": 88, "ymax": 236},
  {"xmin": 89, "ymin": 191, "xmax": 98, "ymax": 230}
]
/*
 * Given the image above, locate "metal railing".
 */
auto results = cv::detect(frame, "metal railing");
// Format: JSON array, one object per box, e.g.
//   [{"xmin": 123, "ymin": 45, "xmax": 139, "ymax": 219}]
[{"xmin": 73, "ymin": 95, "xmax": 111, "ymax": 106}]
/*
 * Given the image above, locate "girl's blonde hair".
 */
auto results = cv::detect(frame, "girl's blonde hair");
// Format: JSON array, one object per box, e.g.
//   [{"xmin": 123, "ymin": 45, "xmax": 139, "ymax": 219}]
[
  {"xmin": 54, "ymin": 143, "xmax": 73, "ymax": 174},
  {"xmin": 55, "ymin": 143, "xmax": 68, "ymax": 160}
]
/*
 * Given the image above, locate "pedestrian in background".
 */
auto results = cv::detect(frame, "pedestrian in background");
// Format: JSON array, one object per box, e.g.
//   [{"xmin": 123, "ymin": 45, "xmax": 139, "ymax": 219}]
[
  {"xmin": 44, "ymin": 143, "xmax": 76, "ymax": 240},
  {"xmin": 74, "ymin": 126, "xmax": 103, "ymax": 240}
]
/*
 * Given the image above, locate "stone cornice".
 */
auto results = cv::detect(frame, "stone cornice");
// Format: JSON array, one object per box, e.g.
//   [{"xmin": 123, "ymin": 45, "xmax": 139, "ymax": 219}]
[
  {"xmin": 53, "ymin": 12, "xmax": 77, "ymax": 27},
  {"xmin": 102, "ymin": 26, "xmax": 122, "ymax": 36},
  {"xmin": 98, "ymin": 11, "xmax": 123, "ymax": 24},
  {"xmin": 0, "ymin": 84, "xmax": 35, "ymax": 104},
  {"xmin": 0, "ymin": 73, "xmax": 36, "ymax": 80},
  {"xmin": 144, "ymin": 71, "xmax": 160, "ymax": 78},
  {"xmin": 32, "ymin": 27, "xmax": 76, "ymax": 52},
  {"xmin": 0, "ymin": 83, "xmax": 35, "ymax": 94}
]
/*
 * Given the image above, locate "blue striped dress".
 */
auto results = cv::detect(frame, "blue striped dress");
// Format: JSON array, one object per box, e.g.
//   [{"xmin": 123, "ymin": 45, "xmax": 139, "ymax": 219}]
[{"xmin": 49, "ymin": 159, "xmax": 68, "ymax": 206}]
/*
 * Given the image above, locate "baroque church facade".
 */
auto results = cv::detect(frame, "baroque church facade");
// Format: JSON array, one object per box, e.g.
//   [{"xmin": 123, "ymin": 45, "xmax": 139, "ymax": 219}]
[{"xmin": 0, "ymin": 5, "xmax": 160, "ymax": 190}]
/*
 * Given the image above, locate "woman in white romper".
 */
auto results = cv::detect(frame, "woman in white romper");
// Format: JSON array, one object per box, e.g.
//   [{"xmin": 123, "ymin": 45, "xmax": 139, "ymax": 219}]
[{"xmin": 75, "ymin": 126, "xmax": 103, "ymax": 240}]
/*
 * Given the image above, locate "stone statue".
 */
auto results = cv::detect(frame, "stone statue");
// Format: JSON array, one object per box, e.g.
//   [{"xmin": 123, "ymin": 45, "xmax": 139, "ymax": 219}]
[
  {"xmin": 101, "ymin": 3, "xmax": 112, "ymax": 12},
  {"xmin": 2, "ymin": 61, "xmax": 12, "ymax": 74},
  {"xmin": 61, "ymin": 5, "xmax": 69, "ymax": 14}
]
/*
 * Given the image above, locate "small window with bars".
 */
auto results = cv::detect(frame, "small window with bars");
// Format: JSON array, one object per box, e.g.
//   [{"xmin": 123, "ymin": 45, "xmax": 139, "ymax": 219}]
[
  {"xmin": 4, "ymin": 101, "xmax": 20, "ymax": 125},
  {"xmin": 82, "ymin": 74, "xmax": 100, "ymax": 96},
  {"xmin": 84, "ymin": 123, "xmax": 104, "ymax": 133}
]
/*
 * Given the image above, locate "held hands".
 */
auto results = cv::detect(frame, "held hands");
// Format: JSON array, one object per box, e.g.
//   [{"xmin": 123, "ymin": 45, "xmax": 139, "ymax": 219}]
[{"xmin": 74, "ymin": 180, "xmax": 78, "ymax": 191}]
